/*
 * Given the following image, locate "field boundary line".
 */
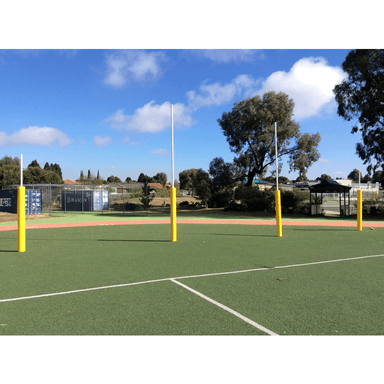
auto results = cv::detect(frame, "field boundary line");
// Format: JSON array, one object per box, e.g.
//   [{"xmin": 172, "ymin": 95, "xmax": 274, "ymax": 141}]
[
  {"xmin": 170, "ymin": 278, "xmax": 278, "ymax": 336},
  {"xmin": 2, "ymin": 253, "xmax": 384, "ymax": 304}
]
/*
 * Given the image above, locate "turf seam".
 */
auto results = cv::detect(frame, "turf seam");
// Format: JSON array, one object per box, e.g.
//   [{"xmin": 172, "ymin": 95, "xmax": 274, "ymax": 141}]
[
  {"xmin": 170, "ymin": 278, "xmax": 278, "ymax": 336},
  {"xmin": 1, "ymin": 253, "xmax": 383, "ymax": 304}
]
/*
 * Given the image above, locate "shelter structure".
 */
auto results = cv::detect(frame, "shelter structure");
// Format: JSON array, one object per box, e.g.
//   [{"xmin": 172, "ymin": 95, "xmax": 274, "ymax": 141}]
[{"xmin": 309, "ymin": 179, "xmax": 352, "ymax": 217}]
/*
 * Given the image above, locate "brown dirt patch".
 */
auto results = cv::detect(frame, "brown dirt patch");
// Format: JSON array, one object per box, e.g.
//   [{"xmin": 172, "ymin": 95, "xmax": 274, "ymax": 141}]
[{"xmin": 0, "ymin": 212, "xmax": 54, "ymax": 224}]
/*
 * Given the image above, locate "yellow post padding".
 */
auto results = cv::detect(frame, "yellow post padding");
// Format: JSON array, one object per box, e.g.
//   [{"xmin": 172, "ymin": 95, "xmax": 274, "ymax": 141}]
[
  {"xmin": 18, "ymin": 186, "xmax": 26, "ymax": 252},
  {"xmin": 170, "ymin": 187, "xmax": 177, "ymax": 242},
  {"xmin": 357, "ymin": 190, "xmax": 362, "ymax": 231},
  {"xmin": 275, "ymin": 190, "xmax": 282, "ymax": 237}
]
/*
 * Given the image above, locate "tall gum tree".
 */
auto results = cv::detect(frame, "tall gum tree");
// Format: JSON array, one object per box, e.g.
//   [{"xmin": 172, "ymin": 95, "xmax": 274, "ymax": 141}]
[
  {"xmin": 333, "ymin": 49, "xmax": 384, "ymax": 175},
  {"xmin": 217, "ymin": 91, "xmax": 321, "ymax": 186}
]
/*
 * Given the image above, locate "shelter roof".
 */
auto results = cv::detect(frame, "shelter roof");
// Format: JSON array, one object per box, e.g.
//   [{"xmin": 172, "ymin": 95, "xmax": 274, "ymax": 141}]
[{"xmin": 309, "ymin": 179, "xmax": 352, "ymax": 193}]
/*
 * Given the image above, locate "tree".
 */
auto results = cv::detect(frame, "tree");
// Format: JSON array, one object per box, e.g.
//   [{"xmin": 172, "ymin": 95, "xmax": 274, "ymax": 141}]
[
  {"xmin": 140, "ymin": 181, "xmax": 153, "ymax": 209},
  {"xmin": 107, "ymin": 175, "xmax": 122, "ymax": 183},
  {"xmin": 39, "ymin": 162, "xmax": 63, "ymax": 180},
  {"xmin": 333, "ymin": 49, "xmax": 384, "ymax": 174},
  {"xmin": 217, "ymin": 91, "xmax": 321, "ymax": 187},
  {"xmin": 87, "ymin": 169, "xmax": 91, "ymax": 180},
  {"xmin": 28, "ymin": 160, "xmax": 41, "ymax": 168},
  {"xmin": 179, "ymin": 169, "xmax": 196, "ymax": 191},
  {"xmin": 24, "ymin": 167, "xmax": 63, "ymax": 184},
  {"xmin": 209, "ymin": 157, "xmax": 236, "ymax": 192},
  {"xmin": 125, "ymin": 177, "xmax": 132, "ymax": 183},
  {"xmin": 194, "ymin": 169, "xmax": 211, "ymax": 206},
  {"xmin": 0, "ymin": 156, "xmax": 20, "ymax": 187},
  {"xmin": 79, "ymin": 170, "xmax": 85, "ymax": 182},
  {"xmin": 137, "ymin": 173, "xmax": 153, "ymax": 183},
  {"xmin": 315, "ymin": 174, "xmax": 332, "ymax": 181},
  {"xmin": 347, "ymin": 169, "xmax": 362, "ymax": 183},
  {"xmin": 372, "ymin": 169, "xmax": 384, "ymax": 187},
  {"xmin": 153, "ymin": 172, "xmax": 167, "ymax": 187},
  {"xmin": 0, "ymin": 156, "xmax": 20, "ymax": 167},
  {"xmin": 264, "ymin": 175, "xmax": 291, "ymax": 184}
]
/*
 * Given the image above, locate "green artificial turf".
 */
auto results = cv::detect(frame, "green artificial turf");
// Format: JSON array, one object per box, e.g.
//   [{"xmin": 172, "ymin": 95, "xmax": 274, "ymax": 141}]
[{"xmin": 1, "ymin": 224, "xmax": 383, "ymax": 335}]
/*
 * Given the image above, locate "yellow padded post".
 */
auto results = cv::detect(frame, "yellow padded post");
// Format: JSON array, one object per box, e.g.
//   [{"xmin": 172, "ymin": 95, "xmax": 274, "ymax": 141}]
[
  {"xmin": 275, "ymin": 189, "xmax": 282, "ymax": 237},
  {"xmin": 18, "ymin": 186, "xmax": 26, "ymax": 252},
  {"xmin": 357, "ymin": 190, "xmax": 362, "ymax": 231},
  {"xmin": 171, "ymin": 187, "xmax": 177, "ymax": 242}
]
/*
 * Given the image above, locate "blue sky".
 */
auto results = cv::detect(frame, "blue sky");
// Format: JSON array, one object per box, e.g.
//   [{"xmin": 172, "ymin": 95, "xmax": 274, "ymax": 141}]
[{"xmin": 0, "ymin": 48, "xmax": 371, "ymax": 183}]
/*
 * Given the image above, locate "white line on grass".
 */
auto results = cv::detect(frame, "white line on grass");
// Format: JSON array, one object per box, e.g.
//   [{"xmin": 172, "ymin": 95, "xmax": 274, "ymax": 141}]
[
  {"xmin": 1, "ymin": 253, "xmax": 384, "ymax": 303},
  {"xmin": 0, "ymin": 278, "xmax": 170, "ymax": 303},
  {"xmin": 170, "ymin": 278, "xmax": 278, "ymax": 336}
]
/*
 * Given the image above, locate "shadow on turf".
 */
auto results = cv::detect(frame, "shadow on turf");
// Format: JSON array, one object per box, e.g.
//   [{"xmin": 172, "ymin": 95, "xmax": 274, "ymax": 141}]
[
  {"xmin": 98, "ymin": 239, "xmax": 170, "ymax": 243},
  {"xmin": 292, "ymin": 228, "xmax": 356, "ymax": 232},
  {"xmin": 210, "ymin": 233, "xmax": 276, "ymax": 238},
  {"xmin": 0, "ymin": 250, "xmax": 18, "ymax": 252}
]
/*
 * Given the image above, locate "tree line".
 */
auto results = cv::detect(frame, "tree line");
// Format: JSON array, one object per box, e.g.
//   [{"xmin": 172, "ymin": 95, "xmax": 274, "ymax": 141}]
[
  {"xmin": 76, "ymin": 171, "xmax": 170, "ymax": 186},
  {"xmin": 0, "ymin": 156, "xmax": 63, "ymax": 187}
]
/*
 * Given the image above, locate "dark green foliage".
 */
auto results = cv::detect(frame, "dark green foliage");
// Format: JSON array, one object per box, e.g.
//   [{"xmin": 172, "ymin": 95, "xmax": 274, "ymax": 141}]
[
  {"xmin": 280, "ymin": 190, "xmax": 309, "ymax": 214},
  {"xmin": 263, "ymin": 175, "xmax": 291, "ymax": 184},
  {"xmin": 153, "ymin": 172, "xmax": 167, "ymax": 187},
  {"xmin": 234, "ymin": 185, "xmax": 275, "ymax": 212},
  {"xmin": 333, "ymin": 49, "xmax": 384, "ymax": 174},
  {"xmin": 179, "ymin": 169, "xmax": 196, "ymax": 191},
  {"xmin": 194, "ymin": 169, "xmax": 211, "ymax": 206},
  {"xmin": 0, "ymin": 156, "xmax": 63, "ymax": 186},
  {"xmin": 23, "ymin": 167, "xmax": 63, "ymax": 184},
  {"xmin": 107, "ymin": 175, "xmax": 122, "ymax": 183},
  {"xmin": 43, "ymin": 162, "xmax": 63, "ymax": 179},
  {"xmin": 139, "ymin": 181, "xmax": 153, "ymax": 209},
  {"xmin": 372, "ymin": 169, "xmax": 384, "ymax": 187},
  {"xmin": 217, "ymin": 91, "xmax": 321, "ymax": 186},
  {"xmin": 209, "ymin": 157, "xmax": 237, "ymax": 191},
  {"xmin": 316, "ymin": 174, "xmax": 333, "ymax": 181},
  {"xmin": 209, "ymin": 188, "xmax": 234, "ymax": 208},
  {"xmin": 347, "ymin": 169, "xmax": 362, "ymax": 183},
  {"xmin": 28, "ymin": 160, "xmax": 41, "ymax": 168}
]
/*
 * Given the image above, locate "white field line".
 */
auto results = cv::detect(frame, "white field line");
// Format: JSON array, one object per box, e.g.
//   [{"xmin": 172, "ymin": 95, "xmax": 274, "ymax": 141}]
[
  {"xmin": 0, "ymin": 278, "xmax": 170, "ymax": 303},
  {"xmin": 1, "ymin": 253, "xmax": 384, "ymax": 304},
  {"xmin": 170, "ymin": 278, "xmax": 278, "ymax": 336}
]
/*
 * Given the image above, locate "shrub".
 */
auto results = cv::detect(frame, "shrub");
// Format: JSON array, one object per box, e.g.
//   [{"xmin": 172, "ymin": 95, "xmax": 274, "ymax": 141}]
[
  {"xmin": 209, "ymin": 188, "xmax": 234, "ymax": 208},
  {"xmin": 234, "ymin": 185, "xmax": 275, "ymax": 212},
  {"xmin": 280, "ymin": 190, "xmax": 309, "ymax": 213}
]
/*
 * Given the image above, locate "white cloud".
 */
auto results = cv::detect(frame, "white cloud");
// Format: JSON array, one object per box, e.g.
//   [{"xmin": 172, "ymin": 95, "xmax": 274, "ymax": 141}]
[
  {"xmin": 151, "ymin": 148, "xmax": 169, "ymax": 156},
  {"xmin": 94, "ymin": 135, "xmax": 112, "ymax": 146},
  {"xmin": 193, "ymin": 49, "xmax": 260, "ymax": 63},
  {"xmin": 186, "ymin": 74, "xmax": 260, "ymax": 110},
  {"xmin": 258, "ymin": 57, "xmax": 347, "ymax": 120},
  {"xmin": 103, "ymin": 50, "xmax": 167, "ymax": 88},
  {"xmin": 0, "ymin": 126, "xmax": 72, "ymax": 147},
  {"xmin": 121, "ymin": 136, "xmax": 141, "ymax": 146},
  {"xmin": 105, "ymin": 101, "xmax": 194, "ymax": 133}
]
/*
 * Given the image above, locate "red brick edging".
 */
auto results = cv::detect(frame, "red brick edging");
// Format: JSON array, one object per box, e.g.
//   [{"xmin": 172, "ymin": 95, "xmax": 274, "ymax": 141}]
[{"xmin": 0, "ymin": 219, "xmax": 383, "ymax": 232}]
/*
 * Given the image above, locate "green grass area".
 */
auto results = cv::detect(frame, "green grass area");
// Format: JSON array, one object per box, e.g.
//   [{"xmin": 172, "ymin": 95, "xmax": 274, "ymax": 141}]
[{"xmin": 1, "ymin": 224, "xmax": 384, "ymax": 335}]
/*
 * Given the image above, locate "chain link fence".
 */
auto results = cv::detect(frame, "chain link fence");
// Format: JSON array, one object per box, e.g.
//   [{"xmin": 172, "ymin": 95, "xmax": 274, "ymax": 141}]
[{"xmin": 6, "ymin": 183, "xmax": 151, "ymax": 216}]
